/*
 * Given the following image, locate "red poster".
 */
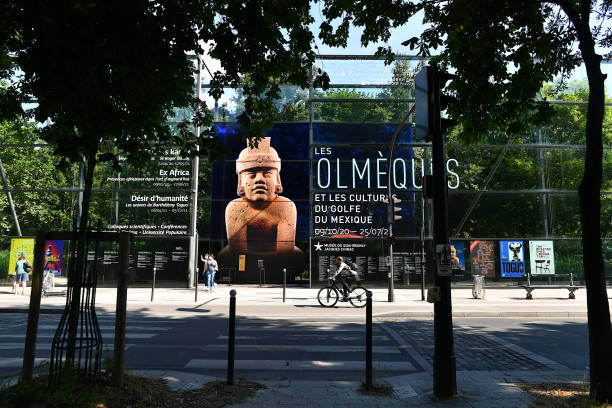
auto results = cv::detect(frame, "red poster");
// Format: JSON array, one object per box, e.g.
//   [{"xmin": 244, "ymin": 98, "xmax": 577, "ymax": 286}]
[{"xmin": 470, "ymin": 240, "xmax": 495, "ymax": 277}]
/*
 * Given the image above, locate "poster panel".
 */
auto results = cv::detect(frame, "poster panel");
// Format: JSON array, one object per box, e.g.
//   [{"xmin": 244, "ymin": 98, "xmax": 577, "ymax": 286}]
[
  {"xmin": 449, "ymin": 240, "xmax": 466, "ymax": 273},
  {"xmin": 105, "ymin": 149, "xmax": 191, "ymax": 236},
  {"xmin": 499, "ymin": 240, "xmax": 525, "ymax": 278},
  {"xmin": 44, "ymin": 240, "xmax": 63, "ymax": 276},
  {"xmin": 469, "ymin": 240, "xmax": 495, "ymax": 277},
  {"xmin": 529, "ymin": 240, "xmax": 555, "ymax": 275},
  {"xmin": 9, "ymin": 238, "xmax": 35, "ymax": 275}
]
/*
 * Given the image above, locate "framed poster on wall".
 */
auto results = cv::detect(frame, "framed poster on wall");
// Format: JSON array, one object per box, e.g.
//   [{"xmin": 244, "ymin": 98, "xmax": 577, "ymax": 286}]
[
  {"xmin": 529, "ymin": 240, "xmax": 555, "ymax": 275},
  {"xmin": 499, "ymin": 240, "xmax": 525, "ymax": 278},
  {"xmin": 470, "ymin": 240, "xmax": 495, "ymax": 277}
]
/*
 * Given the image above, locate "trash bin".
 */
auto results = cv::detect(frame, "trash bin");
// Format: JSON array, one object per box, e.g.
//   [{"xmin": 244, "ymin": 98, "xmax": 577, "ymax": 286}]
[{"xmin": 472, "ymin": 274, "xmax": 485, "ymax": 299}]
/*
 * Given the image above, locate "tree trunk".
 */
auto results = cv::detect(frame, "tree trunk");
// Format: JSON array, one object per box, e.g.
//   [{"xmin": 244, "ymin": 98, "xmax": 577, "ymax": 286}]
[
  {"xmin": 65, "ymin": 141, "xmax": 98, "ymax": 366},
  {"xmin": 577, "ymin": 26, "xmax": 612, "ymax": 403}
]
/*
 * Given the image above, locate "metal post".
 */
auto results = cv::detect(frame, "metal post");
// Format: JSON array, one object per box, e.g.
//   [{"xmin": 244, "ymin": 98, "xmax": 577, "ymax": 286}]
[
  {"xmin": 386, "ymin": 105, "xmax": 414, "ymax": 303},
  {"xmin": 22, "ymin": 231, "xmax": 46, "ymax": 382},
  {"xmin": 151, "ymin": 267, "xmax": 156, "ymax": 302},
  {"xmin": 388, "ymin": 224, "xmax": 395, "ymax": 302},
  {"xmin": 195, "ymin": 232, "xmax": 199, "ymax": 302},
  {"xmin": 188, "ymin": 56, "xmax": 202, "ymax": 288},
  {"xmin": 421, "ymin": 172, "xmax": 426, "ymax": 301},
  {"xmin": 113, "ymin": 231, "xmax": 130, "ymax": 387},
  {"xmin": 432, "ymin": 74, "xmax": 456, "ymax": 397},
  {"xmin": 227, "ymin": 289, "xmax": 237, "ymax": 385},
  {"xmin": 0, "ymin": 158, "xmax": 21, "ymax": 236},
  {"xmin": 365, "ymin": 291, "xmax": 373, "ymax": 386},
  {"xmin": 283, "ymin": 268, "xmax": 286, "ymax": 302}
]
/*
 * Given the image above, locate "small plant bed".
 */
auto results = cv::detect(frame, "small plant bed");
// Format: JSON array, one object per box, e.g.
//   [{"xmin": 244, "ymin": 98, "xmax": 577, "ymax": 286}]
[
  {"xmin": 516, "ymin": 382, "xmax": 611, "ymax": 407},
  {"xmin": 358, "ymin": 382, "xmax": 394, "ymax": 397},
  {"xmin": 1, "ymin": 372, "xmax": 265, "ymax": 408}
]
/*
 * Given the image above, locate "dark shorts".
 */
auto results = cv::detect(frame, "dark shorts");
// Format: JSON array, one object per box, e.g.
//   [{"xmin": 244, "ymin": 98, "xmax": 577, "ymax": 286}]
[{"xmin": 16, "ymin": 273, "xmax": 29, "ymax": 283}]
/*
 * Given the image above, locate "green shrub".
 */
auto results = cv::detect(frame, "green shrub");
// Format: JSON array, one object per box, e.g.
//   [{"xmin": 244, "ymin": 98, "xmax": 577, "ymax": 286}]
[{"xmin": 0, "ymin": 249, "xmax": 9, "ymax": 280}]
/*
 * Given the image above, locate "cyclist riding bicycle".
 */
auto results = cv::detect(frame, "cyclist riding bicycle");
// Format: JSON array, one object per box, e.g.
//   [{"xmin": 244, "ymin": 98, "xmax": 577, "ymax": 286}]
[{"xmin": 331, "ymin": 256, "xmax": 359, "ymax": 300}]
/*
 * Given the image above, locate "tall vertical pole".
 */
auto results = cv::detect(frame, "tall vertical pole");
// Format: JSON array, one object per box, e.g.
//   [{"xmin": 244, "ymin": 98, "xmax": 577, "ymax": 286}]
[
  {"xmin": 432, "ymin": 67, "xmax": 456, "ymax": 398},
  {"xmin": 0, "ymin": 158, "xmax": 21, "ymax": 236},
  {"xmin": 113, "ymin": 231, "xmax": 130, "ymax": 387},
  {"xmin": 188, "ymin": 55, "xmax": 202, "ymax": 288},
  {"xmin": 308, "ymin": 64, "xmax": 314, "ymax": 289},
  {"xmin": 22, "ymin": 231, "xmax": 46, "ymax": 381}
]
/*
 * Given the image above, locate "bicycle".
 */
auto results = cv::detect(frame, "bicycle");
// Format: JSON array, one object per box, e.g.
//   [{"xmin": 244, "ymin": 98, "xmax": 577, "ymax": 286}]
[
  {"xmin": 317, "ymin": 275, "xmax": 369, "ymax": 308},
  {"xmin": 42, "ymin": 269, "xmax": 55, "ymax": 297}
]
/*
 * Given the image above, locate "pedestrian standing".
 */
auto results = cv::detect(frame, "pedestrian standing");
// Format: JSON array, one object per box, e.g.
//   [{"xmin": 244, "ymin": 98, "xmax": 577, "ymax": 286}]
[
  {"xmin": 13, "ymin": 254, "xmax": 31, "ymax": 295},
  {"xmin": 200, "ymin": 253, "xmax": 210, "ymax": 282},
  {"xmin": 206, "ymin": 254, "xmax": 218, "ymax": 292}
]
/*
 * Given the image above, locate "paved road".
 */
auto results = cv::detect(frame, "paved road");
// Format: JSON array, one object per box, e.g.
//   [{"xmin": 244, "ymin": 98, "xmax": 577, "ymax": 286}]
[{"xmin": 0, "ymin": 313, "xmax": 589, "ymax": 382}]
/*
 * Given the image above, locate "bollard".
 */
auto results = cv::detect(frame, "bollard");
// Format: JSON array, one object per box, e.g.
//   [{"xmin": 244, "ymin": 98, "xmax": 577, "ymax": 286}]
[
  {"xmin": 365, "ymin": 290, "xmax": 373, "ymax": 387},
  {"xmin": 151, "ymin": 267, "xmax": 156, "ymax": 302},
  {"xmin": 194, "ymin": 266, "xmax": 198, "ymax": 302},
  {"xmin": 283, "ymin": 268, "xmax": 286, "ymax": 302},
  {"xmin": 227, "ymin": 289, "xmax": 237, "ymax": 385}
]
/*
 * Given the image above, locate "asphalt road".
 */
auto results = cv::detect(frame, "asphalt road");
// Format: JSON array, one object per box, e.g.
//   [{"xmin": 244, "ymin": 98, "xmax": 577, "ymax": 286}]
[{"xmin": 0, "ymin": 313, "xmax": 589, "ymax": 382}]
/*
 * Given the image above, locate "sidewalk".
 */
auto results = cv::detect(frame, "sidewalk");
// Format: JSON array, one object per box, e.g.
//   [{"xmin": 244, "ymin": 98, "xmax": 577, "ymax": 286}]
[{"xmin": 0, "ymin": 283, "xmax": 606, "ymax": 318}]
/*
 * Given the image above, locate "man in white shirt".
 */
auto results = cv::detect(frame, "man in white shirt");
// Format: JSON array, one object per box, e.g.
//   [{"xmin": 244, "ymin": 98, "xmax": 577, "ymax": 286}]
[{"xmin": 331, "ymin": 256, "xmax": 359, "ymax": 300}]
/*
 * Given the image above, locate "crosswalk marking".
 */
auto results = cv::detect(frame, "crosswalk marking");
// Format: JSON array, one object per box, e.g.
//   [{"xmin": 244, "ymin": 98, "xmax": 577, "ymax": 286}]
[
  {"xmin": 35, "ymin": 325, "xmax": 170, "ymax": 331},
  {"xmin": 0, "ymin": 343, "xmax": 133, "ymax": 351},
  {"xmin": 0, "ymin": 333, "xmax": 156, "ymax": 339},
  {"xmin": 184, "ymin": 359, "xmax": 415, "ymax": 371},
  {"xmin": 216, "ymin": 335, "xmax": 390, "ymax": 341},
  {"xmin": 234, "ymin": 327, "xmax": 381, "ymax": 332},
  {"xmin": 0, "ymin": 358, "xmax": 48, "ymax": 368},
  {"xmin": 199, "ymin": 344, "xmax": 401, "ymax": 353}
]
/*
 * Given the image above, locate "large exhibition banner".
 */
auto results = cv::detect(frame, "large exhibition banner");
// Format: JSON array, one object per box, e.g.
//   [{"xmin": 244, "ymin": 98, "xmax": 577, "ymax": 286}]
[
  {"xmin": 311, "ymin": 123, "xmax": 417, "ymax": 238},
  {"xmin": 9, "ymin": 238, "xmax": 34, "ymax": 275},
  {"xmin": 470, "ymin": 240, "xmax": 496, "ymax": 277},
  {"xmin": 499, "ymin": 240, "xmax": 525, "ymax": 278},
  {"xmin": 529, "ymin": 240, "xmax": 555, "ymax": 275}
]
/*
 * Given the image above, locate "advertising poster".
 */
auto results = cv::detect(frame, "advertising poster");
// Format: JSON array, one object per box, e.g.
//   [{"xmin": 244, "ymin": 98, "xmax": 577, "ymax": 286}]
[
  {"xmin": 470, "ymin": 240, "xmax": 495, "ymax": 277},
  {"xmin": 9, "ymin": 238, "xmax": 35, "ymax": 275},
  {"xmin": 44, "ymin": 240, "xmax": 63, "ymax": 276},
  {"xmin": 449, "ymin": 240, "xmax": 465, "ymax": 273},
  {"xmin": 529, "ymin": 240, "xmax": 555, "ymax": 275},
  {"xmin": 499, "ymin": 240, "xmax": 525, "ymax": 278}
]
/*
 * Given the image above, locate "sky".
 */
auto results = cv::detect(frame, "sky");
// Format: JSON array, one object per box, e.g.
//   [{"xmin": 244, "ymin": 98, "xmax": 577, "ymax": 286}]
[{"xmin": 200, "ymin": 4, "xmax": 612, "ymax": 110}]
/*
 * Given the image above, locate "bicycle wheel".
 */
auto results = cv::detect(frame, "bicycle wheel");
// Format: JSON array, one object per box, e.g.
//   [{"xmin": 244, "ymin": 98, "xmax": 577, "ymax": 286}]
[
  {"xmin": 317, "ymin": 286, "xmax": 339, "ymax": 307},
  {"xmin": 349, "ymin": 286, "xmax": 369, "ymax": 308}
]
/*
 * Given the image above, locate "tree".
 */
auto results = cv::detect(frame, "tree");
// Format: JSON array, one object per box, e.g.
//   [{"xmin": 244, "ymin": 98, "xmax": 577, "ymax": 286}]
[{"xmin": 318, "ymin": 0, "xmax": 611, "ymax": 400}]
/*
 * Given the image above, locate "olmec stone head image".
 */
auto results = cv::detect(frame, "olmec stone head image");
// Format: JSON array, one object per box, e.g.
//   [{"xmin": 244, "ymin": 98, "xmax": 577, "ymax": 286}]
[{"xmin": 218, "ymin": 137, "xmax": 304, "ymax": 278}]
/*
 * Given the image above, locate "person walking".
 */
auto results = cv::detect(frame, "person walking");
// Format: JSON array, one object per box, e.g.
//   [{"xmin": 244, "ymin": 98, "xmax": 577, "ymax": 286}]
[
  {"xmin": 13, "ymin": 254, "xmax": 31, "ymax": 295},
  {"xmin": 205, "ymin": 254, "xmax": 218, "ymax": 292}
]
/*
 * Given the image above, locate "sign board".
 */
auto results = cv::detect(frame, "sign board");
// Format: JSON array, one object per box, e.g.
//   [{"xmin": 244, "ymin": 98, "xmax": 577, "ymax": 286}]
[
  {"xmin": 238, "ymin": 255, "xmax": 246, "ymax": 272},
  {"xmin": 436, "ymin": 244, "xmax": 452, "ymax": 276},
  {"xmin": 499, "ymin": 240, "xmax": 525, "ymax": 278},
  {"xmin": 529, "ymin": 240, "xmax": 555, "ymax": 275}
]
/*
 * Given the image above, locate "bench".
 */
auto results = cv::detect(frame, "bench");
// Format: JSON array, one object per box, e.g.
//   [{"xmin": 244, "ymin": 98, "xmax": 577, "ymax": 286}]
[{"xmin": 519, "ymin": 273, "xmax": 584, "ymax": 299}]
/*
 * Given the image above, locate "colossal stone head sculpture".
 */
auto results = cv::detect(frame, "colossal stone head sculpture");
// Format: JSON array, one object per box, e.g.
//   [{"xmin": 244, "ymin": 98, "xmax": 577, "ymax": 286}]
[{"xmin": 236, "ymin": 137, "xmax": 283, "ymax": 201}]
